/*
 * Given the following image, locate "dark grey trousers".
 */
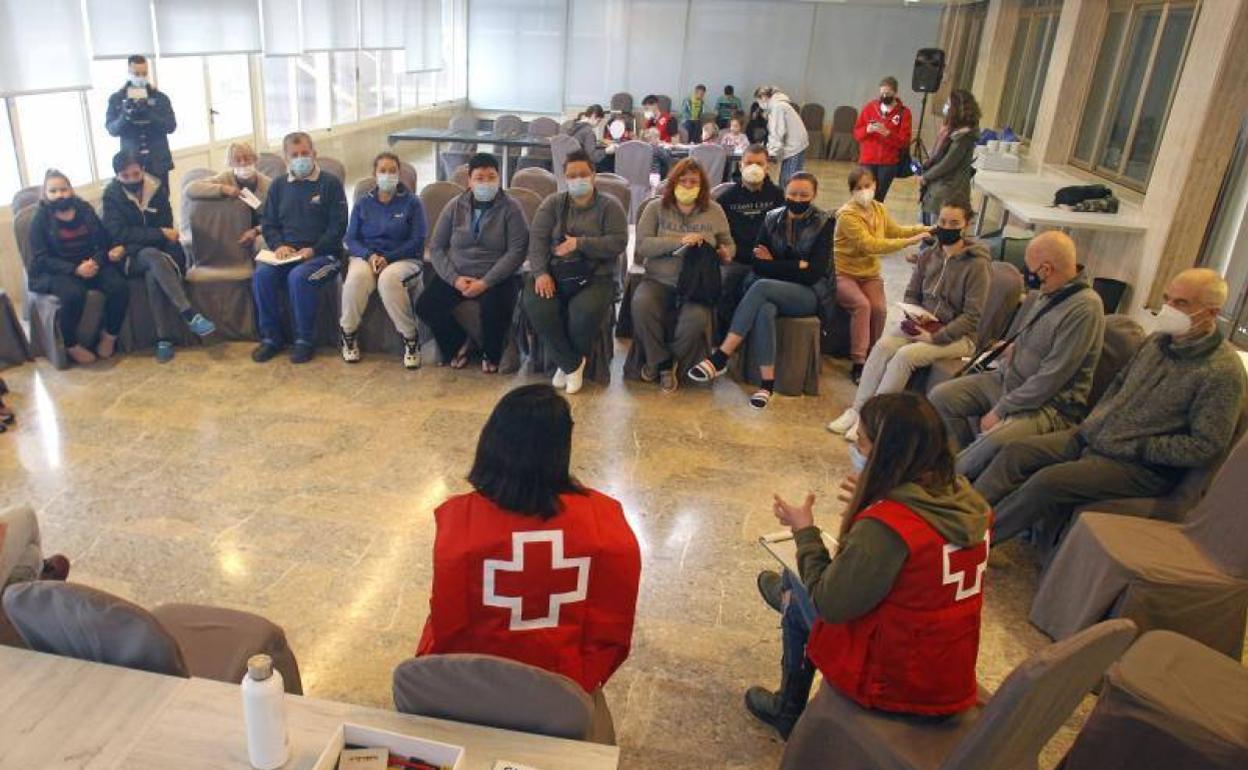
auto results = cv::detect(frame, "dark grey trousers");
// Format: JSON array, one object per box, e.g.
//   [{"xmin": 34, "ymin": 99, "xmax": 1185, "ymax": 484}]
[{"xmin": 629, "ymin": 277, "xmax": 712, "ymax": 372}]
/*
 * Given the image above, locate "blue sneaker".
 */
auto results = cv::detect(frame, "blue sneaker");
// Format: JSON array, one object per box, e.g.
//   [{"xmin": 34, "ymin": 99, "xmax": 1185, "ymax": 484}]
[
  {"xmin": 155, "ymin": 341, "xmax": 175, "ymax": 364},
  {"xmin": 187, "ymin": 313, "xmax": 216, "ymax": 337}
]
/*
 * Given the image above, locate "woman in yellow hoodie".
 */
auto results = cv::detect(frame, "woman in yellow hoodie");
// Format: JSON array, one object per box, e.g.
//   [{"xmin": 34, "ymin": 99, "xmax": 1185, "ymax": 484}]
[{"xmin": 834, "ymin": 167, "xmax": 931, "ymax": 382}]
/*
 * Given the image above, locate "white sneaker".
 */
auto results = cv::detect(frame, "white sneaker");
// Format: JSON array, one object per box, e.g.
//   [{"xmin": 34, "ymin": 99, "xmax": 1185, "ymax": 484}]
[
  {"xmin": 403, "ymin": 337, "xmax": 421, "ymax": 370},
  {"xmin": 827, "ymin": 408, "xmax": 859, "ymax": 435},
  {"xmin": 341, "ymin": 330, "xmax": 361, "ymax": 363},
  {"xmin": 552, "ymin": 368, "xmax": 568, "ymax": 388},
  {"xmin": 845, "ymin": 420, "xmax": 860, "ymax": 443},
  {"xmin": 565, "ymin": 358, "xmax": 587, "ymax": 395}
]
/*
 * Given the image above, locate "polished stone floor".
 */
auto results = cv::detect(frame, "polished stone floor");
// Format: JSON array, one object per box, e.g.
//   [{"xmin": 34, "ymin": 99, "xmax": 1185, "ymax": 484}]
[{"xmin": 0, "ymin": 165, "xmax": 1084, "ymax": 769}]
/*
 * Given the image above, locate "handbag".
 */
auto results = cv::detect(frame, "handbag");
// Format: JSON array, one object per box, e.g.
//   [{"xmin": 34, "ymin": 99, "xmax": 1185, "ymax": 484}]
[
  {"xmin": 546, "ymin": 193, "xmax": 605, "ymax": 297},
  {"xmin": 895, "ymin": 145, "xmax": 914, "ymax": 179},
  {"xmin": 676, "ymin": 242, "xmax": 722, "ymax": 306}
]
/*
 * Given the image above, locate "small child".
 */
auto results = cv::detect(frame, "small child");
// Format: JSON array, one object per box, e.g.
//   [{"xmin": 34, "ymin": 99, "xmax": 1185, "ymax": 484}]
[{"xmin": 719, "ymin": 116, "xmax": 750, "ymax": 153}]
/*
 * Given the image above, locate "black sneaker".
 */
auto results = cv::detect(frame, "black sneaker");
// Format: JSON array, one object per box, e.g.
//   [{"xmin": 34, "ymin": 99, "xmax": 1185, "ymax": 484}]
[
  {"xmin": 290, "ymin": 342, "xmax": 315, "ymax": 364},
  {"xmin": 251, "ymin": 341, "xmax": 282, "ymax": 363},
  {"xmin": 757, "ymin": 570, "xmax": 783, "ymax": 613}
]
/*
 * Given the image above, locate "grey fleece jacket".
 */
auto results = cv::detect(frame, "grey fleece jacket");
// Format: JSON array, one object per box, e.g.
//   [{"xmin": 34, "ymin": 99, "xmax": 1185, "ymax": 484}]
[
  {"xmin": 1079, "ymin": 330, "xmax": 1246, "ymax": 468},
  {"xmin": 795, "ymin": 477, "xmax": 991, "ymax": 624},
  {"xmin": 527, "ymin": 190, "xmax": 628, "ymax": 278},
  {"xmin": 636, "ymin": 199, "xmax": 734, "ymax": 288},
  {"xmin": 996, "ymin": 272, "xmax": 1105, "ymax": 421},
  {"xmin": 903, "ymin": 238, "xmax": 991, "ymax": 346},
  {"xmin": 429, "ymin": 191, "xmax": 529, "ymax": 288}
]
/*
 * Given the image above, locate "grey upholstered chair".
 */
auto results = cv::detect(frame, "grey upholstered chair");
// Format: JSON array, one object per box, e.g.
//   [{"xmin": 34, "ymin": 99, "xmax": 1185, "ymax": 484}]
[
  {"xmin": 439, "ymin": 113, "xmax": 478, "ymax": 180},
  {"xmin": 690, "ymin": 142, "xmax": 728, "ymax": 185},
  {"xmin": 418, "ymin": 181, "xmax": 464, "ymax": 240},
  {"xmin": 183, "ymin": 196, "xmax": 258, "ymax": 340},
  {"xmin": 780, "ymin": 620, "xmax": 1138, "ymax": 770},
  {"xmin": 921, "ymin": 261, "xmax": 1025, "ymax": 393},
  {"xmin": 516, "ymin": 116, "xmax": 559, "ymax": 172},
  {"xmin": 800, "ymin": 102, "xmax": 827, "ymax": 159},
  {"xmin": 10, "ymin": 185, "xmax": 41, "ymax": 214},
  {"xmin": 826, "ymin": 105, "xmax": 859, "ymax": 161},
  {"xmin": 613, "ymin": 141, "xmax": 654, "ymax": 223},
  {"xmin": 0, "ymin": 290, "xmax": 31, "ymax": 368},
  {"xmin": 609, "ymin": 92, "xmax": 633, "ymax": 113},
  {"xmin": 510, "ymin": 167, "xmax": 558, "ymax": 201},
  {"xmin": 549, "ymin": 134, "xmax": 582, "ymax": 191},
  {"xmin": 256, "ymin": 152, "xmax": 286, "ymax": 180},
  {"xmin": 317, "ymin": 156, "xmax": 347, "ymax": 187},
  {"xmin": 505, "ymin": 186, "xmax": 543, "ymax": 227}
]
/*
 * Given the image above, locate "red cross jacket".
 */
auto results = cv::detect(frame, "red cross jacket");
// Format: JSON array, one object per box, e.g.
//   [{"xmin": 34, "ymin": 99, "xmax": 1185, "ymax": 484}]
[
  {"xmin": 853, "ymin": 99, "xmax": 912, "ymax": 166},
  {"xmin": 417, "ymin": 489, "xmax": 641, "ymax": 692},
  {"xmin": 807, "ymin": 500, "xmax": 989, "ymax": 715}
]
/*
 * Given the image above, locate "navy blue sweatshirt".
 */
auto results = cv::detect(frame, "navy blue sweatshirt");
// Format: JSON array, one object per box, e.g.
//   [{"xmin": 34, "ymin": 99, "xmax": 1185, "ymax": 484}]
[
  {"xmin": 261, "ymin": 167, "xmax": 348, "ymax": 255},
  {"xmin": 345, "ymin": 185, "xmax": 426, "ymax": 261}
]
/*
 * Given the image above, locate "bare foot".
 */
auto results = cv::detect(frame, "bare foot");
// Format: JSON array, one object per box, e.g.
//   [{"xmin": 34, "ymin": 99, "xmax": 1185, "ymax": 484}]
[{"xmin": 95, "ymin": 333, "xmax": 117, "ymax": 359}]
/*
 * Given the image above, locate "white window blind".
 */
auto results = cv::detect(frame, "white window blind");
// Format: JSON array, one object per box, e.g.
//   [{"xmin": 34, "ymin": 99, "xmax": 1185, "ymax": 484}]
[
  {"xmin": 301, "ymin": 0, "xmax": 359, "ymax": 52},
  {"xmin": 565, "ymin": 0, "xmax": 628, "ymax": 107},
  {"xmin": 406, "ymin": 0, "xmax": 444, "ymax": 73},
  {"xmin": 262, "ymin": 0, "xmax": 302, "ymax": 55},
  {"xmin": 468, "ymin": 0, "xmax": 565, "ymax": 113},
  {"xmin": 683, "ymin": 1, "xmax": 815, "ymax": 101},
  {"xmin": 624, "ymin": 0, "xmax": 687, "ymax": 100},
  {"xmin": 0, "ymin": 0, "xmax": 93, "ymax": 96},
  {"xmin": 85, "ymin": 0, "xmax": 156, "ymax": 59},
  {"xmin": 155, "ymin": 0, "xmax": 263, "ymax": 56},
  {"xmin": 362, "ymin": 0, "xmax": 405, "ymax": 49}
]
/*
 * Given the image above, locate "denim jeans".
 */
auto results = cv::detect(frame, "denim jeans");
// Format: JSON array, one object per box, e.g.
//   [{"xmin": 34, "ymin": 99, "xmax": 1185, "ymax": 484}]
[
  {"xmin": 779, "ymin": 150, "xmax": 806, "ymax": 189},
  {"xmin": 865, "ymin": 163, "xmax": 898, "ymax": 202},
  {"xmin": 728, "ymin": 278, "xmax": 817, "ymax": 369},
  {"xmin": 780, "ymin": 568, "xmax": 818, "ymax": 694},
  {"xmin": 252, "ymin": 254, "xmax": 340, "ymax": 346}
]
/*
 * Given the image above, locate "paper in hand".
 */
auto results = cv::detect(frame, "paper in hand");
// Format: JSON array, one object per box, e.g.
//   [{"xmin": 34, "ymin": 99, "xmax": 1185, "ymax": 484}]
[
  {"xmin": 254, "ymin": 249, "xmax": 301, "ymax": 266},
  {"xmin": 897, "ymin": 302, "xmax": 938, "ymax": 323},
  {"xmin": 238, "ymin": 187, "xmax": 262, "ymax": 210}
]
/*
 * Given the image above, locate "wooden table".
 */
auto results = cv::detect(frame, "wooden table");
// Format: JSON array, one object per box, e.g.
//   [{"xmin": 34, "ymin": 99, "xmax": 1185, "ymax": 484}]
[
  {"xmin": 0, "ymin": 647, "xmax": 620, "ymax": 770},
  {"xmin": 972, "ymin": 168, "xmax": 1149, "ymax": 236}
]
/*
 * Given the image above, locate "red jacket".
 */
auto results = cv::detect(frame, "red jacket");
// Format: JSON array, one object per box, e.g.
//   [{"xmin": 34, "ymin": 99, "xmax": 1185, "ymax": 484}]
[
  {"xmin": 417, "ymin": 489, "xmax": 641, "ymax": 692},
  {"xmin": 643, "ymin": 112, "xmax": 675, "ymax": 143},
  {"xmin": 854, "ymin": 99, "xmax": 912, "ymax": 165},
  {"xmin": 807, "ymin": 500, "xmax": 989, "ymax": 715}
]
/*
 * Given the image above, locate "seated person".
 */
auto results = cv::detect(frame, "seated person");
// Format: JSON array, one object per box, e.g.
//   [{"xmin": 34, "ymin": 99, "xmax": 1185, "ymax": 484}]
[
  {"xmin": 631, "ymin": 158, "xmax": 733, "ymax": 392},
  {"xmin": 976, "ymin": 268, "xmax": 1246, "ymax": 544},
  {"xmin": 185, "ymin": 140, "xmax": 272, "ymax": 249},
  {"xmin": 521, "ymin": 151, "xmax": 627, "ymax": 395},
  {"xmin": 830, "ymin": 200, "xmax": 989, "ymax": 441},
  {"xmin": 417, "ymin": 384, "xmax": 641, "ymax": 694},
  {"xmin": 715, "ymin": 85, "xmax": 743, "ymax": 128},
  {"xmin": 640, "ymin": 94, "xmax": 675, "ymax": 143},
  {"xmin": 834, "ymin": 166, "xmax": 932, "ymax": 383},
  {"xmin": 566, "ymin": 104, "xmax": 612, "ymax": 172},
  {"xmin": 700, "ymin": 122, "xmax": 719, "ymax": 144},
  {"xmin": 339, "ymin": 152, "xmax": 427, "ymax": 369},
  {"xmin": 748, "ymin": 392, "xmax": 991, "ymax": 738},
  {"xmin": 104, "ymin": 150, "xmax": 217, "ymax": 363},
  {"xmin": 641, "ymin": 127, "xmax": 674, "ymax": 178},
  {"xmin": 687, "ymin": 172, "xmax": 832, "ymax": 410},
  {"xmin": 719, "ymin": 115, "xmax": 750, "ymax": 153},
  {"xmin": 714, "ymin": 144, "xmax": 785, "ymax": 329},
  {"xmin": 415, "ymin": 153, "xmax": 528, "ymax": 373},
  {"xmin": 252, "ymin": 131, "xmax": 348, "ymax": 365},
  {"xmin": 27, "ymin": 170, "xmax": 129, "ymax": 365},
  {"xmin": 929, "ymin": 231, "xmax": 1104, "ymax": 480}
]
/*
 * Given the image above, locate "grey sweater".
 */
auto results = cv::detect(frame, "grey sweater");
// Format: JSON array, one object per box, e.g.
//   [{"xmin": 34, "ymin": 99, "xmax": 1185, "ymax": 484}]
[
  {"xmin": 567, "ymin": 120, "xmax": 606, "ymax": 164},
  {"xmin": 1079, "ymin": 330, "xmax": 1246, "ymax": 468},
  {"xmin": 636, "ymin": 200, "xmax": 734, "ymax": 287},
  {"xmin": 527, "ymin": 190, "xmax": 628, "ymax": 278},
  {"xmin": 429, "ymin": 191, "xmax": 529, "ymax": 287},
  {"xmin": 903, "ymin": 238, "xmax": 991, "ymax": 346},
  {"xmin": 996, "ymin": 273, "xmax": 1105, "ymax": 420}
]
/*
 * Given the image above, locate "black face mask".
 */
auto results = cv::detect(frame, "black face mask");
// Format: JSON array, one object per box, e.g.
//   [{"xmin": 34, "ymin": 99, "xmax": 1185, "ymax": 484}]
[
  {"xmin": 121, "ymin": 179, "xmax": 144, "ymax": 194},
  {"xmin": 48, "ymin": 197, "xmax": 76, "ymax": 213},
  {"xmin": 1024, "ymin": 267, "xmax": 1044, "ymax": 290},
  {"xmin": 880, "ymin": 94, "xmax": 895, "ymax": 106},
  {"xmin": 934, "ymin": 226, "xmax": 962, "ymax": 246},
  {"xmin": 785, "ymin": 199, "xmax": 812, "ymax": 216}
]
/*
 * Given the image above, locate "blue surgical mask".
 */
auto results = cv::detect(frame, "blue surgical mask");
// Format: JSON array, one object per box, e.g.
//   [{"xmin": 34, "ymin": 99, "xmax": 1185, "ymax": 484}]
[
  {"xmin": 848, "ymin": 444, "xmax": 868, "ymax": 473},
  {"xmin": 472, "ymin": 182, "xmax": 499, "ymax": 203},
  {"xmin": 376, "ymin": 173, "xmax": 399, "ymax": 193},
  {"xmin": 129, "ymin": 76, "xmax": 148, "ymax": 88},
  {"xmin": 566, "ymin": 178, "xmax": 593, "ymax": 198},
  {"xmin": 289, "ymin": 156, "xmax": 314, "ymax": 179}
]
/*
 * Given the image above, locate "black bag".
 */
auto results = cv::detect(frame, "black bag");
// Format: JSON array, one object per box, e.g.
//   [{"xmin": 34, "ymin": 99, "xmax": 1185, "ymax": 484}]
[
  {"xmin": 549, "ymin": 256, "xmax": 596, "ymax": 296},
  {"xmin": 676, "ymin": 243, "xmax": 722, "ymax": 305},
  {"xmin": 1053, "ymin": 184, "xmax": 1112, "ymax": 207},
  {"xmin": 895, "ymin": 145, "xmax": 914, "ymax": 179}
]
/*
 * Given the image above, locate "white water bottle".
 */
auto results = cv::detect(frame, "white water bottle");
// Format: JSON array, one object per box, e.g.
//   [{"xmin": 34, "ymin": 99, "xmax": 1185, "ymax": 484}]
[{"xmin": 241, "ymin": 654, "xmax": 290, "ymax": 769}]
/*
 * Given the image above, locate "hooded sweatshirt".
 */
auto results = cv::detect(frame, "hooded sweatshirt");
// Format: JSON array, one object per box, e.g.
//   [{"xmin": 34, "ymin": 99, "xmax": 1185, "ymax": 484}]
[
  {"xmin": 834, "ymin": 199, "xmax": 929, "ymax": 279},
  {"xmin": 764, "ymin": 92, "xmax": 809, "ymax": 161},
  {"xmin": 903, "ymin": 237, "xmax": 991, "ymax": 346},
  {"xmin": 795, "ymin": 477, "xmax": 991, "ymax": 624}
]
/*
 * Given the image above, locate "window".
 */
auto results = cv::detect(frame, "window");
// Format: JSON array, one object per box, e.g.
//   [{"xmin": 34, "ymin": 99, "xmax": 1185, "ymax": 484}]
[
  {"xmin": 297, "ymin": 53, "xmax": 331, "ymax": 130},
  {"xmin": 997, "ymin": 0, "xmax": 1062, "ymax": 140},
  {"xmin": 263, "ymin": 57, "xmax": 297, "ymax": 143},
  {"xmin": 158, "ymin": 56, "xmax": 211, "ymax": 150},
  {"xmin": 14, "ymin": 92, "xmax": 93, "ymax": 189},
  {"xmin": 87, "ymin": 59, "xmax": 126, "ymax": 180},
  {"xmin": 380, "ymin": 51, "xmax": 400, "ymax": 114},
  {"xmin": 331, "ymin": 51, "xmax": 358, "ymax": 125},
  {"xmin": 942, "ymin": 1, "xmax": 988, "ymax": 94},
  {"xmin": 1202, "ymin": 116, "xmax": 1248, "ymax": 345},
  {"xmin": 207, "ymin": 55, "xmax": 253, "ymax": 141},
  {"xmin": 359, "ymin": 51, "xmax": 382, "ymax": 119},
  {"xmin": 0, "ymin": 104, "xmax": 20, "ymax": 200},
  {"xmin": 1071, "ymin": 1, "xmax": 1198, "ymax": 191}
]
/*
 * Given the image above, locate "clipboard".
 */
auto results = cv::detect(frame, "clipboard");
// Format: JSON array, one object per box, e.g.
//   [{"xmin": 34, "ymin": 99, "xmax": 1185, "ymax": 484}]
[{"xmin": 758, "ymin": 529, "xmax": 838, "ymax": 574}]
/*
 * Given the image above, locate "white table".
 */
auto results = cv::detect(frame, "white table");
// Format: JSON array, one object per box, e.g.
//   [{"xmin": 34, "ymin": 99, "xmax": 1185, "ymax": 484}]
[
  {"xmin": 0, "ymin": 647, "xmax": 620, "ymax": 770},
  {"xmin": 972, "ymin": 168, "xmax": 1148, "ymax": 236}
]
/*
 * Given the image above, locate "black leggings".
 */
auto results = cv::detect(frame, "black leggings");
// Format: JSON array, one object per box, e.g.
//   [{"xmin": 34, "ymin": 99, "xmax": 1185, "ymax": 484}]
[
  {"xmin": 865, "ymin": 163, "xmax": 898, "ymax": 202},
  {"xmin": 39, "ymin": 267, "xmax": 129, "ymax": 347},
  {"xmin": 414, "ymin": 274, "xmax": 518, "ymax": 365}
]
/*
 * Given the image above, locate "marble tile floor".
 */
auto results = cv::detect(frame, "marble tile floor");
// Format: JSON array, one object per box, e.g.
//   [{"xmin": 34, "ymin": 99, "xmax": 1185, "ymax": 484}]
[{"xmin": 0, "ymin": 168, "xmax": 1089, "ymax": 769}]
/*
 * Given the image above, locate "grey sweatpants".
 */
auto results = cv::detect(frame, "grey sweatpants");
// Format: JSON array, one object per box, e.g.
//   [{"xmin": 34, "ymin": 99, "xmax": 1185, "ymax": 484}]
[
  {"xmin": 630, "ymin": 278, "xmax": 713, "ymax": 371},
  {"xmin": 340, "ymin": 258, "xmax": 421, "ymax": 340},
  {"xmin": 929, "ymin": 371, "xmax": 1075, "ymax": 480},
  {"xmin": 133, "ymin": 247, "xmax": 192, "ymax": 340},
  {"xmin": 975, "ymin": 428, "xmax": 1178, "ymax": 543}
]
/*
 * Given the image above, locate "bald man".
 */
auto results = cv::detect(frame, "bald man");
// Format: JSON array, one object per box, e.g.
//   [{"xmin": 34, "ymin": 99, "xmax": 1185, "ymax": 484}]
[
  {"xmin": 977, "ymin": 268, "xmax": 1246, "ymax": 545},
  {"xmin": 929, "ymin": 231, "xmax": 1105, "ymax": 479}
]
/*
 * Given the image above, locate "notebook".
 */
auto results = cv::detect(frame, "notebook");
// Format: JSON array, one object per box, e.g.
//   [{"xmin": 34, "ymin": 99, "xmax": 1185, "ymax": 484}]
[
  {"xmin": 254, "ymin": 249, "xmax": 302, "ymax": 266},
  {"xmin": 758, "ymin": 529, "xmax": 839, "ymax": 574}
]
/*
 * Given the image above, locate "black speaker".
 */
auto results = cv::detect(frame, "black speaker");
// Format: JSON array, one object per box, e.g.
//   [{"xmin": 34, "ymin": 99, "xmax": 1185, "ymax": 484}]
[{"xmin": 912, "ymin": 48, "xmax": 946, "ymax": 93}]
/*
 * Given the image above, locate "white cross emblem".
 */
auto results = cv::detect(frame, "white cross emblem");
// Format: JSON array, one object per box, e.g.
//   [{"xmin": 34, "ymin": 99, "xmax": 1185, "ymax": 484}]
[
  {"xmin": 942, "ymin": 531, "xmax": 990, "ymax": 601},
  {"xmin": 483, "ymin": 530, "xmax": 591, "ymax": 631}
]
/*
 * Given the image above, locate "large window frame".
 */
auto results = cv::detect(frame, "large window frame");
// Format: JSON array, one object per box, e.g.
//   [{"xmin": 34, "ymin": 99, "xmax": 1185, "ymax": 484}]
[
  {"xmin": 1069, "ymin": 0, "xmax": 1199, "ymax": 192},
  {"xmin": 997, "ymin": 0, "xmax": 1062, "ymax": 141}
]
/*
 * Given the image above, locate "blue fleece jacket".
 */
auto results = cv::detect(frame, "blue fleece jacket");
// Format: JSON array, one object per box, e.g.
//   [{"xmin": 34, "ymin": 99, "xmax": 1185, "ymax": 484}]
[
  {"xmin": 345, "ymin": 185, "xmax": 426, "ymax": 261},
  {"xmin": 261, "ymin": 166, "xmax": 348, "ymax": 255}
]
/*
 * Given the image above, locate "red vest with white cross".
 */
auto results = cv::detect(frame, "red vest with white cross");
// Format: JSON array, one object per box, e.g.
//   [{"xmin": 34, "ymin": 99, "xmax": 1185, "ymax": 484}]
[
  {"xmin": 417, "ymin": 489, "xmax": 641, "ymax": 692},
  {"xmin": 807, "ymin": 500, "xmax": 990, "ymax": 716}
]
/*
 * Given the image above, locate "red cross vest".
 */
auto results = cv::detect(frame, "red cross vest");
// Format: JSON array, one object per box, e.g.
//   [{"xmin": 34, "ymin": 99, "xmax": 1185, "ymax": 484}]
[
  {"xmin": 417, "ymin": 489, "xmax": 641, "ymax": 692},
  {"xmin": 807, "ymin": 500, "xmax": 990, "ymax": 716}
]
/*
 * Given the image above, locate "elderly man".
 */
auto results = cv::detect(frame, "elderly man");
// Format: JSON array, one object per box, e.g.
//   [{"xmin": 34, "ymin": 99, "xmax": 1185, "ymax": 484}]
[
  {"xmin": 928, "ymin": 231, "xmax": 1105, "ymax": 479},
  {"xmin": 976, "ymin": 268, "xmax": 1246, "ymax": 543}
]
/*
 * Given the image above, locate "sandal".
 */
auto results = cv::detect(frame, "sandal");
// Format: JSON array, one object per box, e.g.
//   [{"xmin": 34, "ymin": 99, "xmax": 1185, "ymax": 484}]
[
  {"xmin": 688, "ymin": 358, "xmax": 727, "ymax": 383},
  {"xmin": 450, "ymin": 341, "xmax": 473, "ymax": 369},
  {"xmin": 749, "ymin": 389, "xmax": 773, "ymax": 410}
]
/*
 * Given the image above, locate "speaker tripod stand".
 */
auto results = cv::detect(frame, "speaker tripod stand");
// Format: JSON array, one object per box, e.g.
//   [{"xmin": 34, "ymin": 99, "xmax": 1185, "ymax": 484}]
[{"xmin": 910, "ymin": 91, "xmax": 931, "ymax": 167}]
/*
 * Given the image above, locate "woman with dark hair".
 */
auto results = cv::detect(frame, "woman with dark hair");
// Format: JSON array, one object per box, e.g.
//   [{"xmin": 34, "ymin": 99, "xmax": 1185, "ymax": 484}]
[
  {"xmin": 27, "ymin": 169, "xmax": 130, "ymax": 365},
  {"xmin": 417, "ymin": 385, "xmax": 642, "ymax": 696},
  {"xmin": 919, "ymin": 89, "xmax": 982, "ymax": 224},
  {"xmin": 746, "ymin": 392, "xmax": 991, "ymax": 738},
  {"xmin": 566, "ymin": 103, "xmax": 612, "ymax": 172},
  {"xmin": 630, "ymin": 157, "xmax": 734, "ymax": 392}
]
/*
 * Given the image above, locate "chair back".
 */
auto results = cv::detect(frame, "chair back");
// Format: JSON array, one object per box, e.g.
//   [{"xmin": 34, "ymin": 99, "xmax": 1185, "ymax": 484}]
[
  {"xmin": 939, "ymin": 619, "xmax": 1136, "ymax": 770},
  {"xmin": 318, "ymin": 157, "xmax": 347, "ymax": 186},
  {"xmin": 450, "ymin": 164, "xmax": 470, "ymax": 189},
  {"xmin": 352, "ymin": 177, "xmax": 375, "ymax": 204},
  {"xmin": 14, "ymin": 204, "xmax": 39, "ymax": 274},
  {"xmin": 690, "ymin": 143, "xmax": 728, "ymax": 185},
  {"xmin": 800, "ymin": 102, "xmax": 825, "ymax": 132},
  {"xmin": 399, "ymin": 161, "xmax": 418, "ymax": 193},
  {"xmin": 256, "ymin": 152, "xmax": 286, "ymax": 179},
  {"xmin": 1184, "ymin": 429, "xmax": 1248, "ymax": 577},
  {"xmin": 595, "ymin": 176, "xmax": 630, "ymax": 218},
  {"xmin": 977, "ymin": 262, "xmax": 1024, "ymax": 349},
  {"xmin": 179, "ymin": 167, "xmax": 213, "ymax": 192},
  {"xmin": 655, "ymin": 95, "xmax": 672, "ymax": 115},
  {"xmin": 393, "ymin": 654, "xmax": 595, "ymax": 740},
  {"xmin": 610, "ymin": 92, "xmax": 633, "ymax": 113},
  {"xmin": 186, "ymin": 197, "xmax": 257, "ymax": 269},
  {"xmin": 1089, "ymin": 314, "xmax": 1146, "ymax": 408},
  {"xmin": 505, "ymin": 187, "xmax": 543, "ymax": 225},
  {"xmin": 549, "ymin": 134, "xmax": 582, "ymax": 191},
  {"xmin": 614, "ymin": 140, "xmax": 654, "ymax": 221},
  {"xmin": 596, "ymin": 172, "xmax": 627, "ymax": 185},
  {"xmin": 419, "ymin": 181, "xmax": 465, "ymax": 236},
  {"xmin": 493, "ymin": 114, "xmax": 525, "ymax": 137},
  {"xmin": 511, "ymin": 167, "xmax": 557, "ymax": 200},
  {"xmin": 634, "ymin": 196, "xmax": 661, "ymax": 265},
  {"xmin": 711, "ymin": 181, "xmax": 734, "ymax": 200},
  {"xmin": 2, "ymin": 581, "xmax": 190, "ymax": 677},
  {"xmin": 447, "ymin": 113, "xmax": 478, "ymax": 153},
  {"xmin": 10, "ymin": 185, "xmax": 42, "ymax": 214},
  {"xmin": 831, "ymin": 105, "xmax": 858, "ymax": 133}
]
